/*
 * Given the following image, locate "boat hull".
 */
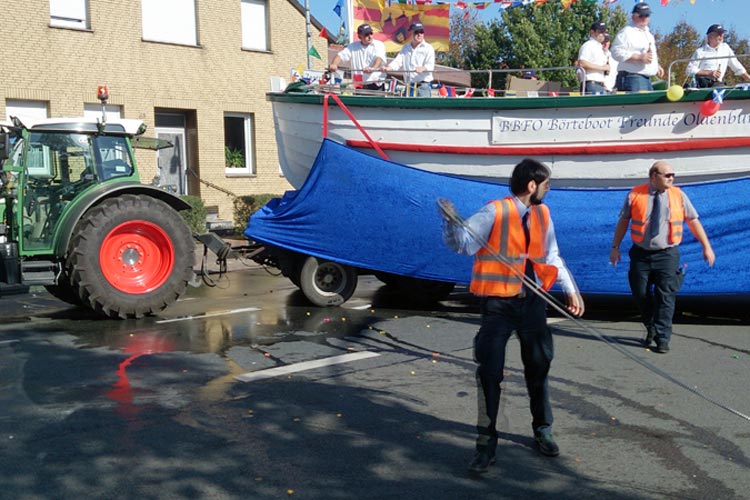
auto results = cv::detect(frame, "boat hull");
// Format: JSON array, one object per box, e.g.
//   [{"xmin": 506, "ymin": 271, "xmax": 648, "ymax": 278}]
[{"xmin": 269, "ymin": 90, "xmax": 750, "ymax": 189}]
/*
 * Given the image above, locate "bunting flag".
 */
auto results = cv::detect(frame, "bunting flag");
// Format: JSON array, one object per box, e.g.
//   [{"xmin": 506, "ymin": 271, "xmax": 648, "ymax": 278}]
[
  {"xmin": 352, "ymin": 74, "xmax": 364, "ymax": 89},
  {"xmin": 308, "ymin": 46, "xmax": 322, "ymax": 60},
  {"xmin": 353, "ymin": 0, "xmax": 450, "ymax": 52},
  {"xmin": 438, "ymin": 84, "xmax": 455, "ymax": 97},
  {"xmin": 319, "ymin": 27, "xmax": 328, "ymax": 38},
  {"xmin": 333, "ymin": 0, "xmax": 344, "ymax": 17}
]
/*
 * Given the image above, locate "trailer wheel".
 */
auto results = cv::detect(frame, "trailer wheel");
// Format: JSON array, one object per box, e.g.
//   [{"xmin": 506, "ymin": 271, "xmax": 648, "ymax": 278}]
[
  {"xmin": 299, "ymin": 256, "xmax": 357, "ymax": 307},
  {"xmin": 67, "ymin": 194, "xmax": 194, "ymax": 319}
]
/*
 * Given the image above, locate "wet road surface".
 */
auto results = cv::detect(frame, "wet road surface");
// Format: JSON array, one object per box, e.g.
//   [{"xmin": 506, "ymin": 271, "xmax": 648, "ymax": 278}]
[{"xmin": 1, "ymin": 268, "xmax": 749, "ymax": 499}]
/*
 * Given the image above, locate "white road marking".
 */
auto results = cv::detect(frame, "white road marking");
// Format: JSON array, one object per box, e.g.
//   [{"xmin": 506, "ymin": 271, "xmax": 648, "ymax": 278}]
[
  {"xmin": 156, "ymin": 307, "xmax": 260, "ymax": 324},
  {"xmin": 235, "ymin": 351, "xmax": 380, "ymax": 383},
  {"xmin": 0, "ymin": 339, "xmax": 20, "ymax": 345},
  {"xmin": 548, "ymin": 318, "xmax": 566, "ymax": 324}
]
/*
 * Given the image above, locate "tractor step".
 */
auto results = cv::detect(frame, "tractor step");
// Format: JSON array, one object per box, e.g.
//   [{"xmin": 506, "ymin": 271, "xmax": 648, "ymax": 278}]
[{"xmin": 21, "ymin": 260, "xmax": 58, "ymax": 286}]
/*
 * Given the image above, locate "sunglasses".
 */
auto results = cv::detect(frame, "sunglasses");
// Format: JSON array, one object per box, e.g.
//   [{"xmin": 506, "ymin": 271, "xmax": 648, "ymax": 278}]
[
  {"xmin": 414, "ymin": 30, "xmax": 424, "ymax": 35},
  {"xmin": 656, "ymin": 172, "xmax": 675, "ymax": 178}
]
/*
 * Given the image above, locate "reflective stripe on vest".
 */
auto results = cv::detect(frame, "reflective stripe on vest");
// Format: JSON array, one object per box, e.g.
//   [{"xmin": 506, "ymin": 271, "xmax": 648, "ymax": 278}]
[
  {"xmin": 470, "ymin": 199, "xmax": 558, "ymax": 297},
  {"xmin": 629, "ymin": 184, "xmax": 684, "ymax": 244}
]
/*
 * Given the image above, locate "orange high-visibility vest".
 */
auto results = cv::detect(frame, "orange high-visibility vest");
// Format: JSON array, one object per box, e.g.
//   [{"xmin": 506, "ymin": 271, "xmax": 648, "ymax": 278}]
[
  {"xmin": 470, "ymin": 198, "xmax": 559, "ymax": 297},
  {"xmin": 629, "ymin": 184, "xmax": 684, "ymax": 244}
]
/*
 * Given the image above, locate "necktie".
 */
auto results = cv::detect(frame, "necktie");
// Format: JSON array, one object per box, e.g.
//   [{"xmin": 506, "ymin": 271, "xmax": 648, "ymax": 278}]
[
  {"xmin": 522, "ymin": 212, "xmax": 534, "ymax": 288},
  {"xmin": 522, "ymin": 212, "xmax": 530, "ymax": 249},
  {"xmin": 650, "ymin": 192, "xmax": 661, "ymax": 238}
]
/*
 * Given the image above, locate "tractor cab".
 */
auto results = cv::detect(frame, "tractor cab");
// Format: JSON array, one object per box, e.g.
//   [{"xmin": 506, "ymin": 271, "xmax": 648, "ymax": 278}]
[{"xmin": 0, "ymin": 117, "xmax": 142, "ymax": 253}]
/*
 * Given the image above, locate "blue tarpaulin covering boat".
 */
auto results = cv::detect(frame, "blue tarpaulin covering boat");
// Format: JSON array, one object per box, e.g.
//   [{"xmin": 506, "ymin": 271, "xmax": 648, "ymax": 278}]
[{"xmin": 247, "ymin": 139, "xmax": 749, "ymax": 296}]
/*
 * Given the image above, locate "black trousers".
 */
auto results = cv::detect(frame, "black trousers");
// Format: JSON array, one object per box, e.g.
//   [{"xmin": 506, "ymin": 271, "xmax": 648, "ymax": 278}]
[
  {"xmin": 474, "ymin": 293, "xmax": 553, "ymax": 455},
  {"xmin": 628, "ymin": 245, "xmax": 685, "ymax": 343}
]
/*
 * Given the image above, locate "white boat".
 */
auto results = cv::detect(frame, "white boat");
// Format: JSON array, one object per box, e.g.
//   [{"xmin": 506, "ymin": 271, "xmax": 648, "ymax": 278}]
[{"xmin": 268, "ymin": 86, "xmax": 750, "ymax": 189}]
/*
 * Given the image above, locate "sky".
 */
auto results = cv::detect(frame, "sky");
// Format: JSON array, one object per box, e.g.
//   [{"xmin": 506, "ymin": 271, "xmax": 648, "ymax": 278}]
[{"xmin": 302, "ymin": 0, "xmax": 750, "ymax": 42}]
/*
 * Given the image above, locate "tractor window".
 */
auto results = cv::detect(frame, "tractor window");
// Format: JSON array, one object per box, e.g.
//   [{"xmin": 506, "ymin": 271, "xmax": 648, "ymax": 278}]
[
  {"xmin": 7, "ymin": 137, "xmax": 25, "ymax": 168},
  {"xmin": 24, "ymin": 132, "xmax": 94, "ymax": 182},
  {"xmin": 94, "ymin": 136, "xmax": 133, "ymax": 181},
  {"xmin": 20, "ymin": 132, "xmax": 96, "ymax": 251}
]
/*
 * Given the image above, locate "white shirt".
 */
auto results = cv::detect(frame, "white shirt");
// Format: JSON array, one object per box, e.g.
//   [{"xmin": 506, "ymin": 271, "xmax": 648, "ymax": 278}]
[
  {"xmin": 686, "ymin": 42, "xmax": 748, "ymax": 81},
  {"xmin": 578, "ymin": 37, "xmax": 608, "ymax": 83},
  {"xmin": 611, "ymin": 23, "xmax": 659, "ymax": 77},
  {"xmin": 604, "ymin": 50, "xmax": 618, "ymax": 90},
  {"xmin": 336, "ymin": 40, "xmax": 386, "ymax": 84},
  {"xmin": 387, "ymin": 40, "xmax": 436, "ymax": 83},
  {"xmin": 442, "ymin": 197, "xmax": 579, "ymax": 295}
]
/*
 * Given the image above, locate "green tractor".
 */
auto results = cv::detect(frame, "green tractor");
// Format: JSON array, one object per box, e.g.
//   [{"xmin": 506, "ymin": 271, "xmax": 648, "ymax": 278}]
[{"xmin": 0, "ymin": 97, "xmax": 195, "ymax": 318}]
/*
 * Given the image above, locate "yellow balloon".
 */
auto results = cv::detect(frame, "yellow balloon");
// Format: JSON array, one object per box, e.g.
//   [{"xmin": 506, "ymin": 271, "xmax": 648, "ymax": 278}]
[{"xmin": 666, "ymin": 85, "xmax": 684, "ymax": 102}]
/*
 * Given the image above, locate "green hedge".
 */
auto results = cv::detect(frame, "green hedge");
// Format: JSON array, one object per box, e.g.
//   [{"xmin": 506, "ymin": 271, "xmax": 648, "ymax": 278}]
[
  {"xmin": 234, "ymin": 194, "xmax": 278, "ymax": 234},
  {"xmin": 180, "ymin": 195, "xmax": 208, "ymax": 234}
]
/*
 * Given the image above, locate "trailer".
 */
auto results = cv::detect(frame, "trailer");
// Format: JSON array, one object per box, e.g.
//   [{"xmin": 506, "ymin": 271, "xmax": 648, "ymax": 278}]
[{"xmin": 244, "ymin": 139, "xmax": 750, "ymax": 306}]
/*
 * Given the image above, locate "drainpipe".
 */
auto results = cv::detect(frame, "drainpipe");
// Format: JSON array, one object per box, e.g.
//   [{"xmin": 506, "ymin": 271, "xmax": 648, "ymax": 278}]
[{"xmin": 305, "ymin": 0, "xmax": 312, "ymax": 70}]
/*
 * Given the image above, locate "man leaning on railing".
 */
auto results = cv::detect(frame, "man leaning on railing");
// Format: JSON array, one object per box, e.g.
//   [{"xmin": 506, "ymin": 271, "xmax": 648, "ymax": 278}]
[{"xmin": 686, "ymin": 24, "xmax": 750, "ymax": 88}]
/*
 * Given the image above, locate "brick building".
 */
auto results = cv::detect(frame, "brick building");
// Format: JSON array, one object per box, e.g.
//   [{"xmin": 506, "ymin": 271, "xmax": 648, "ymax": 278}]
[{"xmin": 0, "ymin": 0, "xmax": 328, "ymax": 223}]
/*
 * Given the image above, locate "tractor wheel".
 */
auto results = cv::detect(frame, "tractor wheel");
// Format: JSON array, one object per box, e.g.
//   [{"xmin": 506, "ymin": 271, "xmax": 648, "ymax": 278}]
[
  {"xmin": 299, "ymin": 256, "xmax": 357, "ymax": 307},
  {"xmin": 66, "ymin": 194, "xmax": 194, "ymax": 319}
]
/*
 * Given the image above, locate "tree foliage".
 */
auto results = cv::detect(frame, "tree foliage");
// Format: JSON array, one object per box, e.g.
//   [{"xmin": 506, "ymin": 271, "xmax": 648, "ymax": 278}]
[
  {"xmin": 655, "ymin": 21, "xmax": 701, "ymax": 86},
  {"xmin": 460, "ymin": 2, "xmax": 628, "ymax": 89},
  {"xmin": 443, "ymin": 11, "xmax": 479, "ymax": 67}
]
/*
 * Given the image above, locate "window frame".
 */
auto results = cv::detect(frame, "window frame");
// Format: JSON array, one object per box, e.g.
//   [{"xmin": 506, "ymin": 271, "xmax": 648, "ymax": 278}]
[
  {"xmin": 49, "ymin": 0, "xmax": 90, "ymax": 30},
  {"xmin": 224, "ymin": 113, "xmax": 256, "ymax": 177},
  {"xmin": 141, "ymin": 0, "xmax": 198, "ymax": 46},
  {"xmin": 241, "ymin": 0, "xmax": 269, "ymax": 52}
]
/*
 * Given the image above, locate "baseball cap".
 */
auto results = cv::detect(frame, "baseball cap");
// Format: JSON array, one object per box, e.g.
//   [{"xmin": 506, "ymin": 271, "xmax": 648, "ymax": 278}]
[
  {"xmin": 357, "ymin": 24, "xmax": 373, "ymax": 36},
  {"xmin": 590, "ymin": 21, "xmax": 607, "ymax": 32},
  {"xmin": 409, "ymin": 22, "xmax": 424, "ymax": 33},
  {"xmin": 706, "ymin": 24, "xmax": 726, "ymax": 35},
  {"xmin": 632, "ymin": 2, "xmax": 651, "ymax": 16}
]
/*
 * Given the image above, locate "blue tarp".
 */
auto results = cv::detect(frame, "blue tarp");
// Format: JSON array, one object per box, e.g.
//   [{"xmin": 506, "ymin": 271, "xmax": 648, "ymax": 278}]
[{"xmin": 246, "ymin": 139, "xmax": 750, "ymax": 295}]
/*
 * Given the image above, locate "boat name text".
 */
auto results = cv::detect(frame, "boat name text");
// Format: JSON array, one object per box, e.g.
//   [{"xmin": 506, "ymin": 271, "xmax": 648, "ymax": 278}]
[{"xmin": 491, "ymin": 106, "xmax": 750, "ymax": 144}]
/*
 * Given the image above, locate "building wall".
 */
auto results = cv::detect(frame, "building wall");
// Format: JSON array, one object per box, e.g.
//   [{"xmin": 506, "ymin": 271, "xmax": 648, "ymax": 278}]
[{"xmin": 0, "ymin": 0, "xmax": 328, "ymax": 221}]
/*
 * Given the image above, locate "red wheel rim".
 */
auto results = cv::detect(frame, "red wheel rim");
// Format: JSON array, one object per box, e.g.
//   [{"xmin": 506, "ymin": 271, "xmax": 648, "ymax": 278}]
[{"xmin": 99, "ymin": 220, "xmax": 175, "ymax": 294}]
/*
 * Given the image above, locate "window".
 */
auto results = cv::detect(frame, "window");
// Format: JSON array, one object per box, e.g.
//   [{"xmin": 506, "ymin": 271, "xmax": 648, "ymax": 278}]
[
  {"xmin": 50, "ymin": 0, "xmax": 89, "ymax": 30},
  {"xmin": 241, "ymin": 0, "xmax": 268, "ymax": 51},
  {"xmin": 6, "ymin": 100, "xmax": 49, "ymax": 123},
  {"xmin": 142, "ymin": 0, "xmax": 197, "ymax": 46},
  {"xmin": 224, "ymin": 114, "xmax": 255, "ymax": 176},
  {"xmin": 84, "ymin": 103, "xmax": 122, "ymax": 123}
]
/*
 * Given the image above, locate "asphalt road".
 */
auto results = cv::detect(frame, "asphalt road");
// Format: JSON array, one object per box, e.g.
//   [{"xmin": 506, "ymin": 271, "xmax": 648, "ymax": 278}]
[{"xmin": 0, "ymin": 267, "xmax": 748, "ymax": 499}]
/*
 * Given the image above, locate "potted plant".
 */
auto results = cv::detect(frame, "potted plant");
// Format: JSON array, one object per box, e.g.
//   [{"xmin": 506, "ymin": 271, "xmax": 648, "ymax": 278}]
[{"xmin": 225, "ymin": 146, "xmax": 245, "ymax": 169}]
